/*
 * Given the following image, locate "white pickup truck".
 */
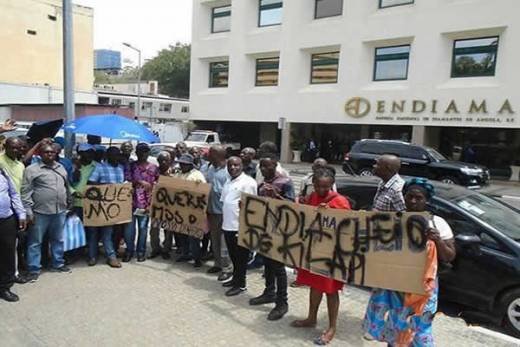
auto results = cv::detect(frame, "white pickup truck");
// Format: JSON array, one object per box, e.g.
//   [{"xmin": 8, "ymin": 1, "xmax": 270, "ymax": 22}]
[{"xmin": 178, "ymin": 130, "xmax": 241, "ymax": 155}]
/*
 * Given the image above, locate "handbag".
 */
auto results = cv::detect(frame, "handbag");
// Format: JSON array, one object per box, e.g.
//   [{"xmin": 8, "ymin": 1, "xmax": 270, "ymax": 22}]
[{"xmin": 63, "ymin": 214, "xmax": 86, "ymax": 252}]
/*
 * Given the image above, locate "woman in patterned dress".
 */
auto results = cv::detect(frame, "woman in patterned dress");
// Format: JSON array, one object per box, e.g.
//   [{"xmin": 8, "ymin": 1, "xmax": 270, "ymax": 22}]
[{"xmin": 363, "ymin": 178, "xmax": 456, "ymax": 346}]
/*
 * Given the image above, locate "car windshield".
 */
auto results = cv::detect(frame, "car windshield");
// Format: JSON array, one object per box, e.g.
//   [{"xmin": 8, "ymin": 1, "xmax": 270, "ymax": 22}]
[
  {"xmin": 426, "ymin": 147, "xmax": 447, "ymax": 161},
  {"xmin": 452, "ymin": 192, "xmax": 520, "ymax": 239},
  {"xmin": 185, "ymin": 133, "xmax": 207, "ymax": 142}
]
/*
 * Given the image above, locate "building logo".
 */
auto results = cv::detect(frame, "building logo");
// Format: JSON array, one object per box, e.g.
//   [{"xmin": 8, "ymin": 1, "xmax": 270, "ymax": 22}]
[{"xmin": 345, "ymin": 97, "xmax": 371, "ymax": 118}]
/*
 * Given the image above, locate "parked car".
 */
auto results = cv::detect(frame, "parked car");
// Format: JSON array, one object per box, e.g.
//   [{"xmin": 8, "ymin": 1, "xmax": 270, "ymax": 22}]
[
  {"xmin": 343, "ymin": 139, "xmax": 490, "ymax": 188},
  {"xmin": 336, "ymin": 175, "xmax": 520, "ymax": 337}
]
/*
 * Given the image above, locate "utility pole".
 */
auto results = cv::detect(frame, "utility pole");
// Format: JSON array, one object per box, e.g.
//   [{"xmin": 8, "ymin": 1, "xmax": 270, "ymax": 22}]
[
  {"xmin": 63, "ymin": 0, "xmax": 75, "ymax": 158},
  {"xmin": 123, "ymin": 42, "xmax": 142, "ymax": 120}
]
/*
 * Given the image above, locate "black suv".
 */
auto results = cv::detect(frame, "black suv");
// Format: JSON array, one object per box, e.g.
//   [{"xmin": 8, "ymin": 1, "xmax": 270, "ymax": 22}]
[{"xmin": 343, "ymin": 139, "xmax": 490, "ymax": 187}]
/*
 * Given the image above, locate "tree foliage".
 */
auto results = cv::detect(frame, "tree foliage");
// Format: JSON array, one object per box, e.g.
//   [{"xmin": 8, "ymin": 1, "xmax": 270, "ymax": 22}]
[
  {"xmin": 94, "ymin": 66, "xmax": 140, "ymax": 84},
  {"xmin": 141, "ymin": 43, "xmax": 190, "ymax": 98}
]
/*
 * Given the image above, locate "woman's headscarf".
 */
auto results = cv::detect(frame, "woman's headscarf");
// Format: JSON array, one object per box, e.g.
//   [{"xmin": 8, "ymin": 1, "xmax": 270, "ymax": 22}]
[{"xmin": 403, "ymin": 177, "xmax": 435, "ymax": 199}]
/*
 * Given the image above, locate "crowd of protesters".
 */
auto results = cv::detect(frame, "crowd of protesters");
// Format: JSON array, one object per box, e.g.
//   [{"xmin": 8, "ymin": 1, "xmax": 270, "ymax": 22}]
[{"xmin": 0, "ymin": 119, "xmax": 455, "ymax": 346}]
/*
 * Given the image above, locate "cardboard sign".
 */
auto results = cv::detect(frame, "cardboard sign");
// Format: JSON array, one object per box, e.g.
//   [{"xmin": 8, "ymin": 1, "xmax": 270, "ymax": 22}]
[
  {"xmin": 150, "ymin": 176, "xmax": 211, "ymax": 239},
  {"xmin": 83, "ymin": 183, "xmax": 133, "ymax": 227},
  {"xmin": 238, "ymin": 194, "xmax": 429, "ymax": 295}
]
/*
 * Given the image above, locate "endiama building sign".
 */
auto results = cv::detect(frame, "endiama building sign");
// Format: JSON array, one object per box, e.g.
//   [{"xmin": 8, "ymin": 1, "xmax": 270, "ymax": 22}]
[{"xmin": 344, "ymin": 97, "xmax": 517, "ymax": 128}]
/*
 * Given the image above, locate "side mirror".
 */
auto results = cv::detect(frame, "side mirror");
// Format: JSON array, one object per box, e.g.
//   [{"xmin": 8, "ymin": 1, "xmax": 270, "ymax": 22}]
[{"xmin": 455, "ymin": 234, "xmax": 481, "ymax": 245}]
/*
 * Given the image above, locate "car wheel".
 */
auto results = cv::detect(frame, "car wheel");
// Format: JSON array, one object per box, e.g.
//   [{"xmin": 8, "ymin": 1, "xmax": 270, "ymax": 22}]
[
  {"xmin": 359, "ymin": 168, "xmax": 373, "ymax": 176},
  {"xmin": 440, "ymin": 176, "xmax": 459, "ymax": 185},
  {"xmin": 500, "ymin": 288, "xmax": 520, "ymax": 338}
]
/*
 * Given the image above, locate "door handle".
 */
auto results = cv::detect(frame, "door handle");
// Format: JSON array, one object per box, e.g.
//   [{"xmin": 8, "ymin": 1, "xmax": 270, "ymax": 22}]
[{"xmin": 402, "ymin": 162, "xmax": 410, "ymax": 165}]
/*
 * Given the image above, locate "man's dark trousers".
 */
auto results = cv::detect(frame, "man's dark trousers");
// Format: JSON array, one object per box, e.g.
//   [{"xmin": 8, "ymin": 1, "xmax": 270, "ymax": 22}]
[
  {"xmin": 223, "ymin": 231, "xmax": 248, "ymax": 288},
  {"xmin": 264, "ymin": 257, "xmax": 288, "ymax": 305},
  {"xmin": 0, "ymin": 216, "xmax": 18, "ymax": 290}
]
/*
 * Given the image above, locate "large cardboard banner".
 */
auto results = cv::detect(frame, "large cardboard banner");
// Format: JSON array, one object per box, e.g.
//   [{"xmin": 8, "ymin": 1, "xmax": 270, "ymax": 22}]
[
  {"xmin": 150, "ymin": 176, "xmax": 211, "ymax": 239},
  {"xmin": 83, "ymin": 183, "xmax": 133, "ymax": 227},
  {"xmin": 238, "ymin": 194, "xmax": 430, "ymax": 295}
]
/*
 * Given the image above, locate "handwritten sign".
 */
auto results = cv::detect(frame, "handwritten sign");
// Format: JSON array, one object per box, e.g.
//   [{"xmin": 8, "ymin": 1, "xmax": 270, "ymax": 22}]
[
  {"xmin": 83, "ymin": 183, "xmax": 133, "ymax": 227},
  {"xmin": 150, "ymin": 176, "xmax": 211, "ymax": 239},
  {"xmin": 238, "ymin": 194, "xmax": 429, "ymax": 295}
]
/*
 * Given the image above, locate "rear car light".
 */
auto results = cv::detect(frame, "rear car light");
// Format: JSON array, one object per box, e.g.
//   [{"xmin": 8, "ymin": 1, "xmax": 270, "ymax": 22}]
[{"xmin": 344, "ymin": 152, "xmax": 351, "ymax": 161}]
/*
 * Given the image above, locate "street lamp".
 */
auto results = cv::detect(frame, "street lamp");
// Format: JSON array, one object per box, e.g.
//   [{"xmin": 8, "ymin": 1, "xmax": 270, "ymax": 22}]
[{"xmin": 122, "ymin": 42, "xmax": 142, "ymax": 120}]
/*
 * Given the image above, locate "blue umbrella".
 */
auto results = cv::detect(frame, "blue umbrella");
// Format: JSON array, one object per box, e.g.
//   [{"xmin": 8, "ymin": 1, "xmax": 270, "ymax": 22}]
[{"xmin": 64, "ymin": 114, "xmax": 159, "ymax": 143}]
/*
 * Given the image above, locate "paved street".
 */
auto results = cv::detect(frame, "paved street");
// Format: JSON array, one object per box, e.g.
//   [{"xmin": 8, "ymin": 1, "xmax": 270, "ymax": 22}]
[
  {"xmin": 2, "ymin": 165, "xmax": 520, "ymax": 346},
  {"xmin": 2, "ymin": 257, "xmax": 520, "ymax": 347}
]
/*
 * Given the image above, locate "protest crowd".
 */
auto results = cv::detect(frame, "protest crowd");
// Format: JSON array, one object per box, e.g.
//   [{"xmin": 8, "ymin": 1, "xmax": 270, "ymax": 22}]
[{"xmin": 0, "ymin": 119, "xmax": 456, "ymax": 346}]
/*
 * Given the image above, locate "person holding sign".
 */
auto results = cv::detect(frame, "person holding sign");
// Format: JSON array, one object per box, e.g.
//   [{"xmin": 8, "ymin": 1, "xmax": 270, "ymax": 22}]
[
  {"xmin": 221, "ymin": 157, "xmax": 257, "ymax": 297},
  {"xmin": 249, "ymin": 153, "xmax": 295, "ymax": 319},
  {"xmin": 363, "ymin": 178, "xmax": 456, "ymax": 347},
  {"xmin": 86, "ymin": 147, "xmax": 125, "ymax": 268},
  {"xmin": 125, "ymin": 143, "xmax": 159, "ymax": 263},
  {"xmin": 173, "ymin": 154, "xmax": 207, "ymax": 267},
  {"xmin": 149, "ymin": 152, "xmax": 174, "ymax": 260},
  {"xmin": 290, "ymin": 168, "xmax": 351, "ymax": 345}
]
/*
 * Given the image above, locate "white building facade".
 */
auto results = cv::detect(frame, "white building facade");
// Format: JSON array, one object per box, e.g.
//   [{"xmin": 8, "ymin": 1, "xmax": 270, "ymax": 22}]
[{"xmin": 190, "ymin": 0, "xmax": 520, "ymax": 173}]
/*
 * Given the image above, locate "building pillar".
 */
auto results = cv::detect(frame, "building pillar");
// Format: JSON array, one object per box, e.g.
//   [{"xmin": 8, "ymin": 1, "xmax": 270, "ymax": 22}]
[
  {"xmin": 280, "ymin": 122, "xmax": 292, "ymax": 163},
  {"xmin": 411, "ymin": 125, "xmax": 426, "ymax": 145}
]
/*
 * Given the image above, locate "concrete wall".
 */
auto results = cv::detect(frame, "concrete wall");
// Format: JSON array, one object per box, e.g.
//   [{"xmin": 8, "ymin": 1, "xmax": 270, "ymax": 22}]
[
  {"xmin": 0, "ymin": 0, "xmax": 94, "ymax": 92},
  {"xmin": 190, "ymin": 0, "xmax": 520, "ymax": 129}
]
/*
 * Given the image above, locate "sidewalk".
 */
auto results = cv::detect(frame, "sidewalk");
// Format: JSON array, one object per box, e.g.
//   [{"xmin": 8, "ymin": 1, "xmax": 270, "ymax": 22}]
[{"xmin": 1, "ymin": 259, "xmax": 518, "ymax": 347}]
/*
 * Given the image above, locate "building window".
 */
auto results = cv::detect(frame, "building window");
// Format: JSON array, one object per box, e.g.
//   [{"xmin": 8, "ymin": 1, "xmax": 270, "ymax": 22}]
[
  {"xmin": 259, "ymin": 0, "xmax": 283, "ymax": 27},
  {"xmin": 451, "ymin": 36, "xmax": 499, "ymax": 78},
  {"xmin": 255, "ymin": 57, "xmax": 280, "ymax": 86},
  {"xmin": 48, "ymin": 15, "xmax": 57, "ymax": 21},
  {"xmin": 315, "ymin": 0, "xmax": 343, "ymax": 19},
  {"xmin": 142, "ymin": 102, "xmax": 153, "ymax": 110},
  {"xmin": 27, "ymin": 30, "xmax": 37, "ymax": 35},
  {"xmin": 310, "ymin": 52, "xmax": 340, "ymax": 84},
  {"xmin": 209, "ymin": 61, "xmax": 229, "ymax": 88},
  {"xmin": 159, "ymin": 103, "xmax": 172, "ymax": 112},
  {"xmin": 129, "ymin": 102, "xmax": 135, "ymax": 110},
  {"xmin": 111, "ymin": 99, "xmax": 122, "ymax": 106},
  {"xmin": 379, "ymin": 0, "xmax": 414, "ymax": 8},
  {"xmin": 374, "ymin": 45, "xmax": 410, "ymax": 81},
  {"xmin": 211, "ymin": 5, "xmax": 231, "ymax": 33},
  {"xmin": 181, "ymin": 106, "xmax": 189, "ymax": 113}
]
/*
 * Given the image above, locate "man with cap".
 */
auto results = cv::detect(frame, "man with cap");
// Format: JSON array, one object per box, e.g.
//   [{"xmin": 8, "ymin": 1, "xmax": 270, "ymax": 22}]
[
  {"xmin": 173, "ymin": 153, "xmax": 207, "ymax": 267},
  {"xmin": 125, "ymin": 143, "xmax": 159, "ymax": 262}
]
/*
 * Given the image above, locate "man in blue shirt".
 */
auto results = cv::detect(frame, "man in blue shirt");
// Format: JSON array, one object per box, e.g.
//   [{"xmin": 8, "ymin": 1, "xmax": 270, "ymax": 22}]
[
  {"xmin": 205, "ymin": 145, "xmax": 232, "ymax": 282},
  {"xmin": 87, "ymin": 147, "xmax": 125, "ymax": 268},
  {"xmin": 0, "ymin": 168, "xmax": 26, "ymax": 302}
]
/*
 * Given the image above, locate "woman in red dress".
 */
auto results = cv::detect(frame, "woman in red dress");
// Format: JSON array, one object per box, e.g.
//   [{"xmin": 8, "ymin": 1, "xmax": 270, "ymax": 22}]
[{"xmin": 290, "ymin": 167, "xmax": 351, "ymax": 345}]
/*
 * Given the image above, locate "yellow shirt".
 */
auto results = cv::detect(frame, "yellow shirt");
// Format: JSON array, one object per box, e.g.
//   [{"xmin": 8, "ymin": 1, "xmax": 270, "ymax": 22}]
[
  {"xmin": 0, "ymin": 153, "xmax": 24, "ymax": 194},
  {"xmin": 174, "ymin": 169, "xmax": 206, "ymax": 183}
]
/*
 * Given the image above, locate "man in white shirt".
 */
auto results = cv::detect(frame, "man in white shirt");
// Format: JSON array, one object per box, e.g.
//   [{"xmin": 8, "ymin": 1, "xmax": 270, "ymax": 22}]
[{"xmin": 221, "ymin": 156, "xmax": 257, "ymax": 297}]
